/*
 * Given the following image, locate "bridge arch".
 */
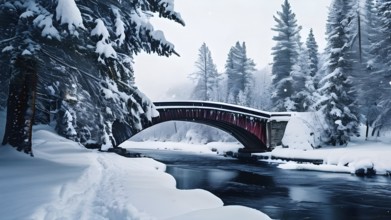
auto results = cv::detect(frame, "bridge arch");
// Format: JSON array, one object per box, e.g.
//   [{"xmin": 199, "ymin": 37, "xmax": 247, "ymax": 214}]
[{"xmin": 112, "ymin": 101, "xmax": 291, "ymax": 153}]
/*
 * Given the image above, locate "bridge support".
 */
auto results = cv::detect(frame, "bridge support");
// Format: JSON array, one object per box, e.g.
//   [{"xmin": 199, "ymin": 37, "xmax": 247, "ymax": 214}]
[{"xmin": 266, "ymin": 120, "xmax": 289, "ymax": 149}]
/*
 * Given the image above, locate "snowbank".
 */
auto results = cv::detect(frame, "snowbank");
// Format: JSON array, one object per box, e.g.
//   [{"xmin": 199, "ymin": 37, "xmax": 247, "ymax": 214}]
[
  {"xmin": 167, "ymin": 205, "xmax": 271, "ymax": 220},
  {"xmin": 121, "ymin": 140, "xmax": 242, "ymax": 155},
  {"xmin": 257, "ymin": 112, "xmax": 391, "ymax": 175},
  {"xmin": 264, "ymin": 141, "xmax": 391, "ymax": 175},
  {"xmin": 0, "ymin": 111, "xmax": 270, "ymax": 219}
]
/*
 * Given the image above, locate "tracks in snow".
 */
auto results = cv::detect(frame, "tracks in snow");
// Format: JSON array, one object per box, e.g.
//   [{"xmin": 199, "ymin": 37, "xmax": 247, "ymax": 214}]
[{"xmin": 31, "ymin": 152, "xmax": 153, "ymax": 220}]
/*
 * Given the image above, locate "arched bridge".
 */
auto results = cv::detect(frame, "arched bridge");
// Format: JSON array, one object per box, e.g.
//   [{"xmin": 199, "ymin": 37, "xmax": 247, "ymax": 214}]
[{"xmin": 112, "ymin": 101, "xmax": 291, "ymax": 153}]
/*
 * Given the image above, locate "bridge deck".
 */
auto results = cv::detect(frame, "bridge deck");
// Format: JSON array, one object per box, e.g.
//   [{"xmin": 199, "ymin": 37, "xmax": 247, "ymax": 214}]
[{"xmin": 154, "ymin": 101, "xmax": 291, "ymax": 120}]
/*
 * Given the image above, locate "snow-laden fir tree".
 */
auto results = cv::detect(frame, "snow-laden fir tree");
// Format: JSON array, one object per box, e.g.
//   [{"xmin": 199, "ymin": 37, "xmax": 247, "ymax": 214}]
[
  {"xmin": 364, "ymin": 0, "xmax": 391, "ymax": 135},
  {"xmin": 306, "ymin": 29, "xmax": 319, "ymax": 77},
  {"xmin": 290, "ymin": 39, "xmax": 312, "ymax": 112},
  {"xmin": 251, "ymin": 67, "xmax": 273, "ymax": 111},
  {"xmin": 0, "ymin": 0, "xmax": 184, "ymax": 155},
  {"xmin": 271, "ymin": 0, "xmax": 302, "ymax": 111},
  {"xmin": 225, "ymin": 41, "xmax": 256, "ymax": 107},
  {"xmin": 297, "ymin": 29, "xmax": 322, "ymax": 112},
  {"xmin": 189, "ymin": 43, "xmax": 220, "ymax": 101},
  {"xmin": 316, "ymin": 0, "xmax": 360, "ymax": 146},
  {"xmin": 354, "ymin": 0, "xmax": 382, "ymax": 137}
]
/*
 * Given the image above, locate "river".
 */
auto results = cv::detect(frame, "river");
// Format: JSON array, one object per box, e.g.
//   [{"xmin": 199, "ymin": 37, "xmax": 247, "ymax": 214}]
[{"xmin": 133, "ymin": 148, "xmax": 391, "ymax": 220}]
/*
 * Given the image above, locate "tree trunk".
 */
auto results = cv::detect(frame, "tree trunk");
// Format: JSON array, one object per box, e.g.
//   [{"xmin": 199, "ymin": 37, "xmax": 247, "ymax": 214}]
[
  {"xmin": 365, "ymin": 119, "xmax": 369, "ymax": 140},
  {"xmin": 2, "ymin": 56, "xmax": 37, "ymax": 156}
]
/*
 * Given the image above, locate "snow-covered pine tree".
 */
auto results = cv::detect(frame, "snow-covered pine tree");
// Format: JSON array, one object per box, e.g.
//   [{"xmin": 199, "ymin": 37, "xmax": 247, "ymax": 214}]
[
  {"xmin": 306, "ymin": 29, "xmax": 319, "ymax": 78},
  {"xmin": 290, "ymin": 39, "xmax": 311, "ymax": 112},
  {"xmin": 362, "ymin": 0, "xmax": 380, "ymax": 64},
  {"xmin": 0, "ymin": 0, "xmax": 184, "ymax": 155},
  {"xmin": 237, "ymin": 42, "xmax": 256, "ymax": 107},
  {"xmin": 252, "ymin": 67, "xmax": 273, "ymax": 111},
  {"xmin": 225, "ymin": 42, "xmax": 256, "ymax": 107},
  {"xmin": 365, "ymin": 0, "xmax": 391, "ymax": 135},
  {"xmin": 225, "ymin": 46, "xmax": 238, "ymax": 103},
  {"xmin": 271, "ymin": 0, "xmax": 302, "ymax": 111},
  {"xmin": 296, "ymin": 28, "xmax": 321, "ymax": 112},
  {"xmin": 355, "ymin": 0, "xmax": 382, "ymax": 138},
  {"xmin": 316, "ymin": 0, "xmax": 360, "ymax": 146},
  {"xmin": 189, "ymin": 43, "xmax": 220, "ymax": 101}
]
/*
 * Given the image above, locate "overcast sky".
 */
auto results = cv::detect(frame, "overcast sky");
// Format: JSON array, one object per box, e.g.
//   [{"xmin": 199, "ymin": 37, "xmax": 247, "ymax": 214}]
[{"xmin": 134, "ymin": 0, "xmax": 332, "ymax": 100}]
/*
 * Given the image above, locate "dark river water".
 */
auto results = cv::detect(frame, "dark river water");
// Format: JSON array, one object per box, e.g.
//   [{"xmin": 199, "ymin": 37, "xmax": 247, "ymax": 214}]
[{"xmin": 134, "ymin": 149, "xmax": 391, "ymax": 220}]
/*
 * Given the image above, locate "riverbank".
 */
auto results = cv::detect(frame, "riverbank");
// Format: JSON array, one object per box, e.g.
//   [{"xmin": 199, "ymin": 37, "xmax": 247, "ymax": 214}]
[
  {"xmin": 0, "ymin": 112, "xmax": 270, "ymax": 219},
  {"xmin": 257, "ymin": 113, "xmax": 391, "ymax": 176},
  {"xmin": 123, "ymin": 136, "xmax": 391, "ymax": 176},
  {"xmin": 254, "ymin": 138, "xmax": 391, "ymax": 176}
]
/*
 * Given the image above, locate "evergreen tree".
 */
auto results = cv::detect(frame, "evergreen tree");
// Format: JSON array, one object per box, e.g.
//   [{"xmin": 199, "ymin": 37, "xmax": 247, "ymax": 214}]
[
  {"xmin": 298, "ymin": 29, "xmax": 321, "ymax": 111},
  {"xmin": 225, "ymin": 46, "xmax": 237, "ymax": 103},
  {"xmin": 189, "ymin": 43, "xmax": 220, "ymax": 101},
  {"xmin": 271, "ymin": 0, "xmax": 302, "ymax": 111},
  {"xmin": 316, "ymin": 0, "xmax": 360, "ymax": 146},
  {"xmin": 0, "ymin": 0, "xmax": 184, "ymax": 154},
  {"xmin": 225, "ymin": 42, "xmax": 256, "ymax": 106},
  {"xmin": 355, "ymin": 0, "xmax": 382, "ymax": 138},
  {"xmin": 290, "ymin": 42, "xmax": 312, "ymax": 112},
  {"xmin": 365, "ymin": 0, "xmax": 391, "ymax": 134},
  {"xmin": 363, "ymin": 0, "xmax": 380, "ymax": 61},
  {"xmin": 306, "ymin": 29, "xmax": 319, "ymax": 77},
  {"xmin": 252, "ymin": 67, "xmax": 273, "ymax": 111}
]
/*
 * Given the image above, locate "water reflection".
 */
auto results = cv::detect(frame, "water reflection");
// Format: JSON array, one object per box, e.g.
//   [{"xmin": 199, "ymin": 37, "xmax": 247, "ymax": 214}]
[
  {"xmin": 289, "ymin": 186, "xmax": 329, "ymax": 203},
  {"xmin": 167, "ymin": 167, "xmax": 237, "ymax": 189},
  {"xmin": 232, "ymin": 171, "xmax": 275, "ymax": 186}
]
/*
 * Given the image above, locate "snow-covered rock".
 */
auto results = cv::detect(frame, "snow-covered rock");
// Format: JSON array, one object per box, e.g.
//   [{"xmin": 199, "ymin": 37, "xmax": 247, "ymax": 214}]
[{"xmin": 281, "ymin": 112, "xmax": 324, "ymax": 150}]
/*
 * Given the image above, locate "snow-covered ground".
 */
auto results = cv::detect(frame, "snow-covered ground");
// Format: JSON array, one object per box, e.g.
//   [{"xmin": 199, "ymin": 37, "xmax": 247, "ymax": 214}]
[
  {"xmin": 256, "ymin": 139, "xmax": 391, "ymax": 175},
  {"xmin": 125, "ymin": 137, "xmax": 391, "ymax": 176},
  {"xmin": 2, "ymin": 109, "xmax": 391, "ymax": 219},
  {"xmin": 0, "ymin": 111, "xmax": 270, "ymax": 220},
  {"xmin": 256, "ymin": 112, "xmax": 391, "ymax": 175},
  {"xmin": 121, "ymin": 140, "xmax": 243, "ymax": 155}
]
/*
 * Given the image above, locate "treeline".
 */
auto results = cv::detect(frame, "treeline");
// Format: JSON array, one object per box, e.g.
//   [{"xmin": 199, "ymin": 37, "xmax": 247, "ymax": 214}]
[{"xmin": 187, "ymin": 0, "xmax": 391, "ymax": 146}]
